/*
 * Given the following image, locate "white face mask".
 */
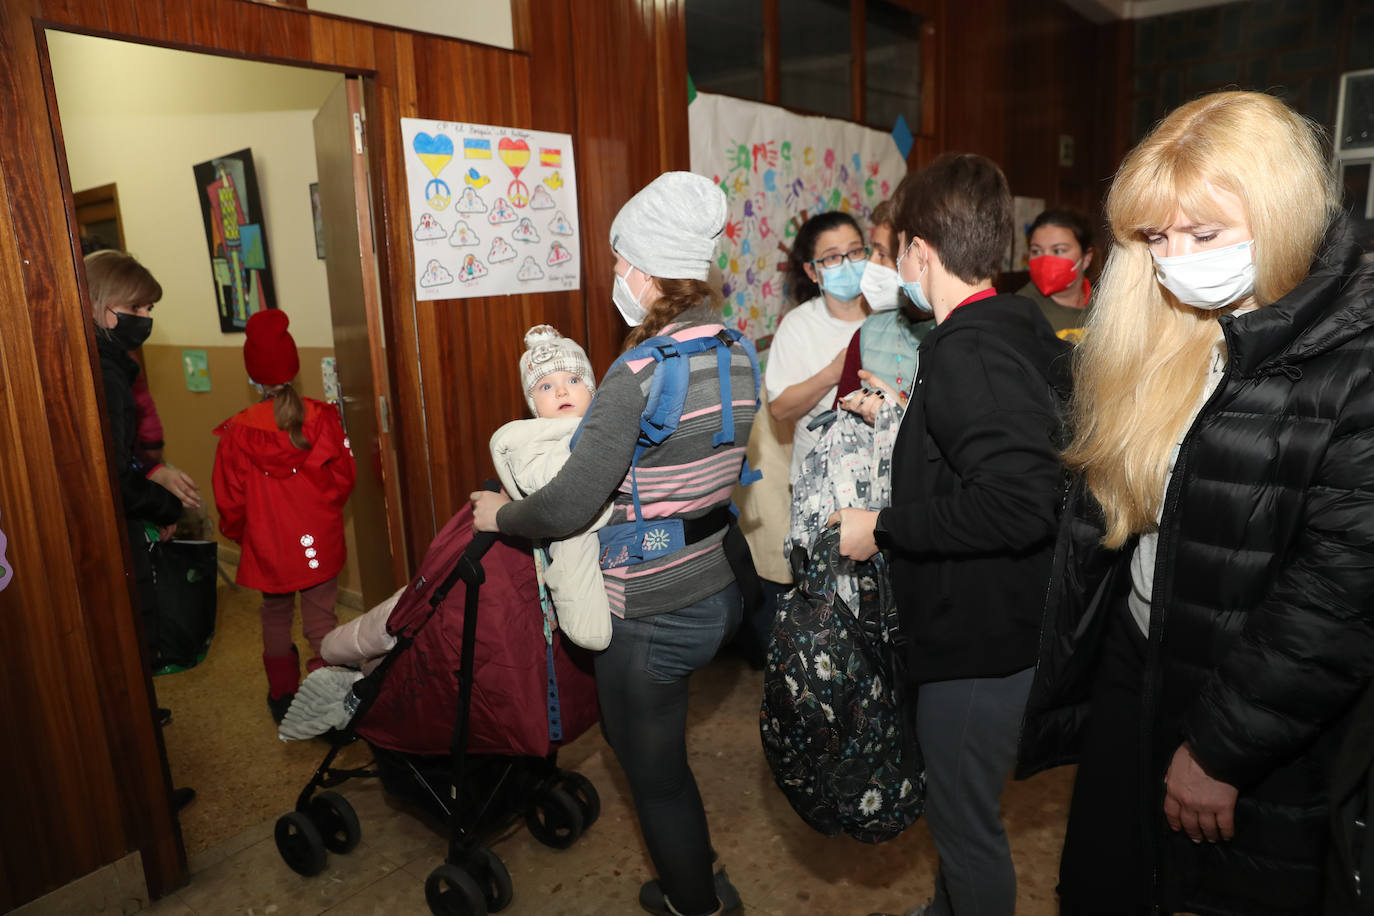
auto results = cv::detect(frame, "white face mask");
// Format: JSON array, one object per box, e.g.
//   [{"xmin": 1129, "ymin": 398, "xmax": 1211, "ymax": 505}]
[
  {"xmin": 613, "ymin": 264, "xmax": 648, "ymax": 327},
  {"xmin": 859, "ymin": 261, "xmax": 901, "ymax": 311},
  {"xmin": 1151, "ymin": 240, "xmax": 1256, "ymax": 310}
]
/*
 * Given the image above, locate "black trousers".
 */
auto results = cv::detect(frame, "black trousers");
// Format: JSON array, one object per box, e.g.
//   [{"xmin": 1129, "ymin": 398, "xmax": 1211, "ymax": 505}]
[
  {"xmin": 1058, "ymin": 603, "xmax": 1158, "ymax": 916},
  {"xmin": 128, "ymin": 518, "xmax": 161, "ymax": 664}
]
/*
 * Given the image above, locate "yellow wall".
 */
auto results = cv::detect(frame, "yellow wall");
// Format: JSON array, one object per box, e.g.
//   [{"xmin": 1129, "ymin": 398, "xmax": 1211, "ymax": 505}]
[
  {"xmin": 308, "ymin": 0, "xmax": 514, "ymax": 49},
  {"xmin": 48, "ymin": 33, "xmax": 343, "ymax": 348},
  {"xmin": 48, "ymin": 34, "xmax": 368, "ymax": 599}
]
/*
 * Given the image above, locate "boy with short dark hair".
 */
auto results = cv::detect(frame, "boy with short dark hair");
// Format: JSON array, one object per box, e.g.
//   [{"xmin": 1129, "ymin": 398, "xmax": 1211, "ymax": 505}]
[{"xmin": 833, "ymin": 153, "xmax": 1071, "ymax": 916}]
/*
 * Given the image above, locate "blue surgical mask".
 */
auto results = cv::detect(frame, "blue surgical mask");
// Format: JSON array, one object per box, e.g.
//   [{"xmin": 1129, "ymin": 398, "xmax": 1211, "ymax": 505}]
[
  {"xmin": 819, "ymin": 260, "xmax": 866, "ymax": 302},
  {"xmin": 895, "ymin": 239, "xmax": 932, "ymax": 314}
]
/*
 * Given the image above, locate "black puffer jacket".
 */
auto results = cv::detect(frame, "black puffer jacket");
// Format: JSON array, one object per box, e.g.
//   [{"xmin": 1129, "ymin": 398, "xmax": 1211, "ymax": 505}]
[{"xmin": 1018, "ymin": 220, "xmax": 1374, "ymax": 916}]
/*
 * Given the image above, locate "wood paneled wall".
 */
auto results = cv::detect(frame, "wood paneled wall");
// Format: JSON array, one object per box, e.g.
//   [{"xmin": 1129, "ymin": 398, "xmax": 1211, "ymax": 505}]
[
  {"xmin": 1002, "ymin": 2, "xmax": 1134, "ymax": 229},
  {"xmin": 0, "ymin": 0, "xmax": 1129, "ymax": 908},
  {"xmin": 0, "ymin": 1, "xmax": 185, "ymax": 907}
]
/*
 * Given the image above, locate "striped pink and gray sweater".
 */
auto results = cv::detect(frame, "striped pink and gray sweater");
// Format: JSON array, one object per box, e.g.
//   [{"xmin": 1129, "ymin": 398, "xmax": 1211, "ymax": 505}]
[{"xmin": 496, "ymin": 307, "xmax": 757, "ymax": 619}]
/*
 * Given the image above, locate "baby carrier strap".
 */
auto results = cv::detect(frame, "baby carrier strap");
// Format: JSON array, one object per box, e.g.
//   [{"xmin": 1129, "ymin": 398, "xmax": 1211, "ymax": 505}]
[{"xmin": 572, "ymin": 327, "xmax": 762, "ymax": 564}]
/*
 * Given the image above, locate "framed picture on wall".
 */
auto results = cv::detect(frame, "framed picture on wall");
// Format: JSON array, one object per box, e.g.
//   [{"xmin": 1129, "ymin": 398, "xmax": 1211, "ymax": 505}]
[
  {"xmin": 191, "ymin": 148, "xmax": 278, "ymax": 333},
  {"xmin": 309, "ymin": 181, "xmax": 325, "ymax": 259}
]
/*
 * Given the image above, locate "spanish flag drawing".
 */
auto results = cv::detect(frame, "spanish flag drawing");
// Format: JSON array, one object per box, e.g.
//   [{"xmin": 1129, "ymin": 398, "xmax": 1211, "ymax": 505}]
[{"xmin": 539, "ymin": 148, "xmax": 562, "ymax": 168}]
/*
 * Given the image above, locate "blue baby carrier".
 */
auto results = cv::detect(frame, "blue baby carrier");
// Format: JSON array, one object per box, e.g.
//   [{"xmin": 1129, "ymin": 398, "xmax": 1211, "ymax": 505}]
[{"xmin": 571, "ymin": 328, "xmax": 761, "ymax": 568}]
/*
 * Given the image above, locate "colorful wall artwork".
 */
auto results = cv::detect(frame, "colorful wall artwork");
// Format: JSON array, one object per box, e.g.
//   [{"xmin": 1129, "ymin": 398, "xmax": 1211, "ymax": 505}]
[
  {"xmin": 401, "ymin": 118, "xmax": 580, "ymax": 301},
  {"xmin": 191, "ymin": 148, "xmax": 277, "ymax": 333},
  {"xmin": 688, "ymin": 92, "xmax": 908, "ymax": 352}
]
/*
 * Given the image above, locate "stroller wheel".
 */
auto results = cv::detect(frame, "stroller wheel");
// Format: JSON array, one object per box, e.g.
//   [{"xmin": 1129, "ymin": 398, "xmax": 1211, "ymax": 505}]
[
  {"xmin": 525, "ymin": 786, "xmax": 583, "ymax": 849},
  {"xmin": 556, "ymin": 771, "xmax": 600, "ymax": 830},
  {"xmin": 462, "ymin": 847, "xmax": 513, "ymax": 912},
  {"xmin": 309, "ymin": 791, "xmax": 361, "ymax": 854},
  {"xmin": 425, "ymin": 863, "xmax": 488, "ymax": 916},
  {"xmin": 274, "ymin": 811, "xmax": 327, "ymax": 876}
]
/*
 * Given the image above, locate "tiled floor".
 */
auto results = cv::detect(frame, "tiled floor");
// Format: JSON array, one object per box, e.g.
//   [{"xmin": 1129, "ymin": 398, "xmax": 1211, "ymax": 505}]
[{"xmin": 146, "ymin": 575, "xmax": 1076, "ymax": 915}]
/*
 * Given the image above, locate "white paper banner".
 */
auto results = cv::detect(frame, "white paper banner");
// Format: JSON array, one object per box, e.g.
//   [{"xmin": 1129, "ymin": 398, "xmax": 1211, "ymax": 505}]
[
  {"xmin": 401, "ymin": 118, "xmax": 580, "ymax": 300},
  {"xmin": 689, "ymin": 92, "xmax": 907, "ymax": 348}
]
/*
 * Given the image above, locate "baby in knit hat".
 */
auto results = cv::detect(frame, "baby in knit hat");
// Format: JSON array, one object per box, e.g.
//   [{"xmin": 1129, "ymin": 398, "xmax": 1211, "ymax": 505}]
[
  {"xmin": 490, "ymin": 325, "xmax": 613, "ymax": 650},
  {"xmin": 517, "ymin": 324, "xmax": 596, "ymax": 418}
]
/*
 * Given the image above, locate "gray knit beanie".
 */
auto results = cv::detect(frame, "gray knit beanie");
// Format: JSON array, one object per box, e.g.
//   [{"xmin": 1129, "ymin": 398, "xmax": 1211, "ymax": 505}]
[
  {"xmin": 519, "ymin": 325, "xmax": 595, "ymax": 415},
  {"xmin": 608, "ymin": 171, "xmax": 727, "ymax": 280}
]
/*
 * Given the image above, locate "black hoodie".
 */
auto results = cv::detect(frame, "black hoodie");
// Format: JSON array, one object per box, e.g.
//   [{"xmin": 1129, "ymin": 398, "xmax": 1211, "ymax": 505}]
[{"xmin": 876, "ymin": 292, "xmax": 1072, "ymax": 683}]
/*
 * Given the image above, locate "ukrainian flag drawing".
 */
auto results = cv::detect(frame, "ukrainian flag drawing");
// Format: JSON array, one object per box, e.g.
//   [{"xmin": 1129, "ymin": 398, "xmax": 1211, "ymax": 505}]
[
  {"xmin": 540, "ymin": 148, "xmax": 562, "ymax": 168},
  {"xmin": 464, "ymin": 138, "xmax": 492, "ymax": 159}
]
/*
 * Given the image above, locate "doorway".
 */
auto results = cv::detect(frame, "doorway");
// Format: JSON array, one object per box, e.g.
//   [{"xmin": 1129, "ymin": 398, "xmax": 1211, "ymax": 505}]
[{"xmin": 44, "ymin": 31, "xmax": 404, "ymax": 857}]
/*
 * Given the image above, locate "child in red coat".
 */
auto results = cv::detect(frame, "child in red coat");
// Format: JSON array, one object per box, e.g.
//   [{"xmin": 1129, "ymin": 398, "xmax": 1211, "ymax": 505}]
[{"xmin": 213, "ymin": 309, "xmax": 357, "ymax": 722}]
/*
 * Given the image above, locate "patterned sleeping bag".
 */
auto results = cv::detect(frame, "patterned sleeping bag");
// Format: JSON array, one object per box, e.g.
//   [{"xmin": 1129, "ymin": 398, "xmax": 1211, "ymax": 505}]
[{"xmin": 760, "ymin": 526, "xmax": 924, "ymax": 843}]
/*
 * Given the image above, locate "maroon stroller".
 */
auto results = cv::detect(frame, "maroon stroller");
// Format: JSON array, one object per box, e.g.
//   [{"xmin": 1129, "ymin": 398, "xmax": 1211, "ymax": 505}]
[{"xmin": 274, "ymin": 485, "xmax": 600, "ymax": 916}]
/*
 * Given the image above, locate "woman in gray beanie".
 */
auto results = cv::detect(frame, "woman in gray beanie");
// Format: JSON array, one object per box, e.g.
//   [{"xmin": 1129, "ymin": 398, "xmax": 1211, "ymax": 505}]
[{"xmin": 472, "ymin": 171, "xmax": 755, "ymax": 916}]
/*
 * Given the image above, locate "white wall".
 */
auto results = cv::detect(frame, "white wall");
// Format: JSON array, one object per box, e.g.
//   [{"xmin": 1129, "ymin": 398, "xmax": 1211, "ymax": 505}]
[
  {"xmin": 48, "ymin": 32, "xmax": 344, "ymax": 349},
  {"xmin": 309, "ymin": 0, "xmax": 513, "ymax": 49}
]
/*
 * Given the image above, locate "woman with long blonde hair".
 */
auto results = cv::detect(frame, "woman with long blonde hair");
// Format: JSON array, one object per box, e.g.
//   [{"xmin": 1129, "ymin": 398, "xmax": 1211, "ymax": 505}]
[{"xmin": 1018, "ymin": 91, "xmax": 1373, "ymax": 915}]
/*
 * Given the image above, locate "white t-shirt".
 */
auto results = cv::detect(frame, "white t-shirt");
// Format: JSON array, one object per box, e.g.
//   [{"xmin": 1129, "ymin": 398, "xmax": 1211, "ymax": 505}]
[{"xmin": 764, "ymin": 296, "xmax": 866, "ymax": 482}]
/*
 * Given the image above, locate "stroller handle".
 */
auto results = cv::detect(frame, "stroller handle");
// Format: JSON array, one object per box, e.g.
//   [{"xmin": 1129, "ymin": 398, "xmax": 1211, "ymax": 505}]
[
  {"xmin": 429, "ymin": 479, "xmax": 504, "ymax": 609},
  {"xmin": 464, "ymin": 479, "xmax": 503, "ymax": 565}
]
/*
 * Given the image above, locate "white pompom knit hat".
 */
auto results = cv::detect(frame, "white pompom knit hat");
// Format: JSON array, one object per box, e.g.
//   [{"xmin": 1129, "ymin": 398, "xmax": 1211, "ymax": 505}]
[{"xmin": 518, "ymin": 324, "xmax": 595, "ymax": 414}]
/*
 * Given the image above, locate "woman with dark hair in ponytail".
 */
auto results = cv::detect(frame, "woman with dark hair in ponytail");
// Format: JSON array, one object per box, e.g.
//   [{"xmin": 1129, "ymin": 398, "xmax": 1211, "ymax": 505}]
[
  {"xmin": 471, "ymin": 172, "xmax": 758, "ymax": 916},
  {"xmin": 765, "ymin": 209, "xmax": 870, "ymax": 484},
  {"xmin": 213, "ymin": 308, "xmax": 356, "ymax": 723}
]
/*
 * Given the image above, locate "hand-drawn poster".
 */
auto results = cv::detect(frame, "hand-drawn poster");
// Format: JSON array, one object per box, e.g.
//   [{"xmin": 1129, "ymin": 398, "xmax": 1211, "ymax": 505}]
[
  {"xmin": 191, "ymin": 148, "xmax": 277, "ymax": 333},
  {"xmin": 401, "ymin": 118, "xmax": 580, "ymax": 301},
  {"xmin": 689, "ymin": 92, "xmax": 908, "ymax": 352}
]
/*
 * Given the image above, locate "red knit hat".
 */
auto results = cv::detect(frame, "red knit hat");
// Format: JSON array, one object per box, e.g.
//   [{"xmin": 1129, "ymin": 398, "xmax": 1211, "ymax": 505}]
[{"xmin": 243, "ymin": 309, "xmax": 299, "ymax": 385}]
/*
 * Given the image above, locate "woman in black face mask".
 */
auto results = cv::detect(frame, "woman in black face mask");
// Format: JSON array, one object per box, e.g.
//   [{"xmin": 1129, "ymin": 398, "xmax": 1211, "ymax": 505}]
[{"xmin": 86, "ymin": 250, "xmax": 194, "ymax": 669}]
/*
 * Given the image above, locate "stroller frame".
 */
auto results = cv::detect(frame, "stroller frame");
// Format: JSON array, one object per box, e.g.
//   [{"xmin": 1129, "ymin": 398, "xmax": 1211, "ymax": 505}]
[{"xmin": 273, "ymin": 485, "xmax": 600, "ymax": 916}]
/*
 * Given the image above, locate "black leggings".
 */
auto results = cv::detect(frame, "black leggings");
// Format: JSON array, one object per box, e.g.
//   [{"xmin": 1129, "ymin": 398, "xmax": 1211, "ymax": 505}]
[
  {"xmin": 593, "ymin": 583, "xmax": 741, "ymax": 916},
  {"xmin": 1058, "ymin": 604, "xmax": 1156, "ymax": 915}
]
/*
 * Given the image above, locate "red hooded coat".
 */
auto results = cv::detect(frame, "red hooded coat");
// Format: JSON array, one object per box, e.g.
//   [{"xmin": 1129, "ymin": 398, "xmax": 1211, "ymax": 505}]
[{"xmin": 213, "ymin": 398, "xmax": 356, "ymax": 593}]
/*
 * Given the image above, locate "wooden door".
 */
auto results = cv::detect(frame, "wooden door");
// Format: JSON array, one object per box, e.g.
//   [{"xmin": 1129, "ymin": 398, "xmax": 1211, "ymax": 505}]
[{"xmin": 313, "ymin": 77, "xmax": 407, "ymax": 607}]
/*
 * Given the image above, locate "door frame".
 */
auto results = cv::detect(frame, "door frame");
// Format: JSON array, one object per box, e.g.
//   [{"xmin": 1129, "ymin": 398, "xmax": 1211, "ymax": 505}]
[
  {"xmin": 314, "ymin": 74, "xmax": 411, "ymax": 599},
  {"xmin": 30, "ymin": 21, "xmax": 410, "ymax": 892},
  {"xmin": 36, "ymin": 23, "xmax": 411, "ymax": 572}
]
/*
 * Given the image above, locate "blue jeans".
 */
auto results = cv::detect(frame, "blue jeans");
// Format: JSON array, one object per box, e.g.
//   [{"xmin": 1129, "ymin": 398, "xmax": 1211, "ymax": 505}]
[{"xmin": 595, "ymin": 583, "xmax": 743, "ymax": 916}]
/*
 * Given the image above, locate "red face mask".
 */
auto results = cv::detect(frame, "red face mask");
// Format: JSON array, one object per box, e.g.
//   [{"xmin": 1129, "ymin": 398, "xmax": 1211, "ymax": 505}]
[{"xmin": 1029, "ymin": 254, "xmax": 1081, "ymax": 296}]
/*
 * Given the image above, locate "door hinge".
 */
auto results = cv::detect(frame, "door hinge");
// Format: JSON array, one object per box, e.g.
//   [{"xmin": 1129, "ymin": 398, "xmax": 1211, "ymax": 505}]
[
  {"xmin": 378, "ymin": 394, "xmax": 390, "ymax": 434},
  {"xmin": 352, "ymin": 112, "xmax": 364, "ymax": 155}
]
